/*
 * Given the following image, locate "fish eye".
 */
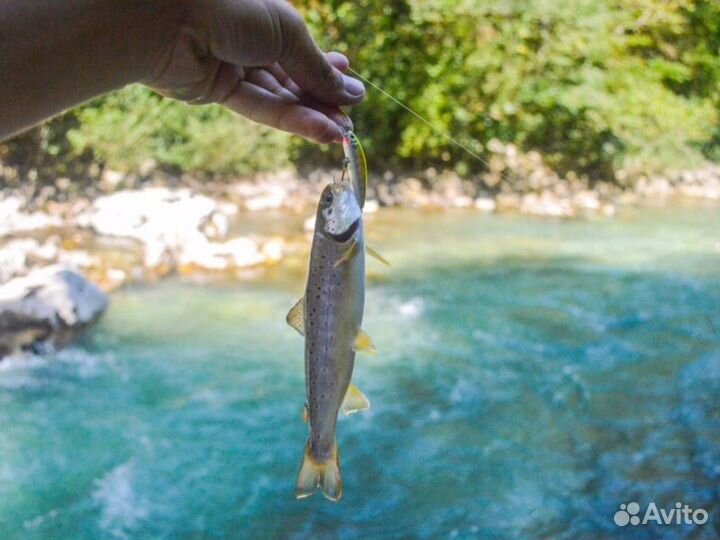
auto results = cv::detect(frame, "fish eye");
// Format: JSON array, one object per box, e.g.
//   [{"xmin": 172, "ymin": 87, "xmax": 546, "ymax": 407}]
[{"xmin": 323, "ymin": 192, "xmax": 334, "ymax": 206}]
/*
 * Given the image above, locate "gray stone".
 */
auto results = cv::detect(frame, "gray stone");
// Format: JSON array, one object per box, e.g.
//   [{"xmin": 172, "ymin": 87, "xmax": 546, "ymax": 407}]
[{"xmin": 0, "ymin": 266, "xmax": 108, "ymax": 357}]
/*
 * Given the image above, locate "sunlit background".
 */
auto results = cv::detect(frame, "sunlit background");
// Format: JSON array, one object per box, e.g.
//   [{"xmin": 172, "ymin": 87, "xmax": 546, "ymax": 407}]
[{"xmin": 1, "ymin": 1, "xmax": 720, "ymax": 539}]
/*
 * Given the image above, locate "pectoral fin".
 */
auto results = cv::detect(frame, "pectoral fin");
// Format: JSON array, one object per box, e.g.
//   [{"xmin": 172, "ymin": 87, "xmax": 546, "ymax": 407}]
[
  {"xmin": 286, "ymin": 297, "xmax": 305, "ymax": 336},
  {"xmin": 341, "ymin": 384, "xmax": 370, "ymax": 415},
  {"xmin": 352, "ymin": 328, "xmax": 377, "ymax": 355},
  {"xmin": 366, "ymin": 245, "xmax": 391, "ymax": 266},
  {"xmin": 333, "ymin": 239, "xmax": 359, "ymax": 268}
]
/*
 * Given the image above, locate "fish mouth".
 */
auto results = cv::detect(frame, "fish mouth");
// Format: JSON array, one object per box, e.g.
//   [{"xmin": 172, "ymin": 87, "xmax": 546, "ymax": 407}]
[{"xmin": 326, "ymin": 217, "xmax": 360, "ymax": 243}]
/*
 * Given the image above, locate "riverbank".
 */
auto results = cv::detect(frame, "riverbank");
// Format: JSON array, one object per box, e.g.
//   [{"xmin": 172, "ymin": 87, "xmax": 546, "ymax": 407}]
[
  {"xmin": 1, "ymin": 150, "xmax": 719, "ymax": 357},
  {"xmin": 3, "ymin": 154, "xmax": 720, "ymax": 290}
]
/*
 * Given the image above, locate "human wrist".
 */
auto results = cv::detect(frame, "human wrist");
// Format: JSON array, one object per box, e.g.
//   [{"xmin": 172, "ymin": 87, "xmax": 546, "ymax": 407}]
[{"xmin": 0, "ymin": 0, "xmax": 194, "ymax": 139}]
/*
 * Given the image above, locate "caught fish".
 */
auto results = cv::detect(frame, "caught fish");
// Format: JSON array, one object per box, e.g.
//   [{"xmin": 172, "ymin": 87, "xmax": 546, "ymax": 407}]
[{"xmin": 287, "ymin": 133, "xmax": 388, "ymax": 501}]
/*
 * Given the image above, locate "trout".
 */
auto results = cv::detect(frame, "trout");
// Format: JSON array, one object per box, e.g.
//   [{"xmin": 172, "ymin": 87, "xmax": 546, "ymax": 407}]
[{"xmin": 286, "ymin": 181, "xmax": 380, "ymax": 501}]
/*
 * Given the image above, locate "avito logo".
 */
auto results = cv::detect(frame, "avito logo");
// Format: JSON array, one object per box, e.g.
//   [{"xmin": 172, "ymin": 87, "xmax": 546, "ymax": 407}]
[{"xmin": 614, "ymin": 501, "xmax": 708, "ymax": 527}]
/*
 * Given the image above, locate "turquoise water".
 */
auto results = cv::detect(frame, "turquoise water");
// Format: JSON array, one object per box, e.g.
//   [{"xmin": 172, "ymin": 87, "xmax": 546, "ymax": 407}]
[{"xmin": 1, "ymin": 202, "xmax": 719, "ymax": 539}]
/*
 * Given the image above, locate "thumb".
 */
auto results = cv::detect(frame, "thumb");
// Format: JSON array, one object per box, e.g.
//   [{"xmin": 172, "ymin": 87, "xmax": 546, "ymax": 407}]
[{"xmin": 273, "ymin": 1, "xmax": 365, "ymax": 105}]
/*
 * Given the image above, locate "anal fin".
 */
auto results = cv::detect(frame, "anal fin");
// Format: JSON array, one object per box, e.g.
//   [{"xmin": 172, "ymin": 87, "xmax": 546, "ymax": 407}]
[{"xmin": 341, "ymin": 383, "xmax": 370, "ymax": 415}]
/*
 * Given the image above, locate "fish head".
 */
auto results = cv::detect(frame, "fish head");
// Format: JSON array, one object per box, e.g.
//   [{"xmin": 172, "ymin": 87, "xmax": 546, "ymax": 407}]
[{"xmin": 317, "ymin": 183, "xmax": 362, "ymax": 239}]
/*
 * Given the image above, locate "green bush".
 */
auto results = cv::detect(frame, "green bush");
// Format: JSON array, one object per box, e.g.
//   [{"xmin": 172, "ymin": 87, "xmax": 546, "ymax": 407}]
[
  {"xmin": 0, "ymin": 113, "xmax": 96, "ymax": 192},
  {"xmin": 301, "ymin": 0, "xmax": 719, "ymax": 179},
  {"xmin": 67, "ymin": 85, "xmax": 291, "ymax": 176}
]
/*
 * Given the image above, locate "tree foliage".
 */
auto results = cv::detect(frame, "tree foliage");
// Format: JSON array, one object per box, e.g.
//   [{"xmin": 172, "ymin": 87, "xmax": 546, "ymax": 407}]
[
  {"xmin": 3, "ymin": 0, "xmax": 719, "ymax": 182},
  {"xmin": 300, "ymin": 0, "xmax": 719, "ymax": 179}
]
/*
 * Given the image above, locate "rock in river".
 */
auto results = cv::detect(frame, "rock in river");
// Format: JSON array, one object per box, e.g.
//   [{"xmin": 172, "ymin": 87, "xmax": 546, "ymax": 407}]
[
  {"xmin": 0, "ymin": 265, "xmax": 108, "ymax": 358},
  {"xmin": 77, "ymin": 187, "xmax": 236, "ymax": 269}
]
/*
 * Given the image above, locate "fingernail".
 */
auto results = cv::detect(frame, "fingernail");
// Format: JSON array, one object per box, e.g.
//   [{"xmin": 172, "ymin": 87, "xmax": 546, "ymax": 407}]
[{"xmin": 344, "ymin": 75, "xmax": 365, "ymax": 97}]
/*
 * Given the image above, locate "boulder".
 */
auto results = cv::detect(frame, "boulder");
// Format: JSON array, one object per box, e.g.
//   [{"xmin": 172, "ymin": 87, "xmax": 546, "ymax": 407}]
[
  {"xmin": 363, "ymin": 199, "xmax": 380, "ymax": 214},
  {"xmin": 0, "ymin": 237, "xmax": 63, "ymax": 283},
  {"xmin": 0, "ymin": 239, "xmax": 36, "ymax": 282},
  {"xmin": 304, "ymin": 215, "xmax": 316, "ymax": 233},
  {"xmin": 474, "ymin": 198, "xmax": 497, "ymax": 212},
  {"xmin": 0, "ymin": 266, "xmax": 108, "ymax": 357},
  {"xmin": 77, "ymin": 187, "xmax": 237, "ymax": 269},
  {"xmin": 520, "ymin": 192, "xmax": 575, "ymax": 217},
  {"xmin": 178, "ymin": 236, "xmax": 268, "ymax": 271},
  {"xmin": 0, "ymin": 195, "xmax": 62, "ymax": 236},
  {"xmin": 228, "ymin": 170, "xmax": 319, "ymax": 212}
]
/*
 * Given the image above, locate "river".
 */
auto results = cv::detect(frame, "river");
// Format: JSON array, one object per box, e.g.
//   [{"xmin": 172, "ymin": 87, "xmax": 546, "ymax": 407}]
[{"xmin": 1, "ymin": 201, "xmax": 719, "ymax": 539}]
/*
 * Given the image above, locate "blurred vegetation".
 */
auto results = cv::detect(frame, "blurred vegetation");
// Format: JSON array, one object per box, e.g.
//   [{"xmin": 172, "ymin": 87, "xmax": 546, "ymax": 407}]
[
  {"xmin": 67, "ymin": 85, "xmax": 291, "ymax": 176},
  {"xmin": 2, "ymin": 0, "xmax": 719, "ymax": 185}
]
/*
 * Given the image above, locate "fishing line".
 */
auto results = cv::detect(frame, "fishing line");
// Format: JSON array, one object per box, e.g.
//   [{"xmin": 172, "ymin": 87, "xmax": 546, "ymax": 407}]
[{"xmin": 347, "ymin": 67, "xmax": 491, "ymax": 168}]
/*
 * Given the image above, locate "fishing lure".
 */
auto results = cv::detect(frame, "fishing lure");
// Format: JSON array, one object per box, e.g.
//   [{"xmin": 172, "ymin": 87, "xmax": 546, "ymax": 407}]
[{"xmin": 340, "ymin": 127, "xmax": 369, "ymax": 210}]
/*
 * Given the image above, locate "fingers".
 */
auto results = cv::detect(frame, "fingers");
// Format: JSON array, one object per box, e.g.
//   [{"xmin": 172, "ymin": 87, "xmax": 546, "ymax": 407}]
[
  {"xmin": 221, "ymin": 80, "xmax": 344, "ymax": 144},
  {"xmin": 293, "ymin": 93, "xmax": 351, "ymax": 131},
  {"xmin": 263, "ymin": 55, "xmax": 353, "ymax": 130},
  {"xmin": 245, "ymin": 68, "xmax": 299, "ymax": 103},
  {"xmin": 266, "ymin": 52, "xmax": 348, "ymax": 97},
  {"xmin": 190, "ymin": 0, "xmax": 361, "ymax": 142},
  {"xmin": 272, "ymin": 1, "xmax": 365, "ymax": 106},
  {"xmin": 208, "ymin": 63, "xmax": 351, "ymax": 139},
  {"xmin": 326, "ymin": 51, "xmax": 350, "ymax": 73},
  {"xmin": 246, "ymin": 66, "xmax": 350, "ymax": 129},
  {"xmin": 264, "ymin": 63, "xmax": 302, "ymax": 96}
]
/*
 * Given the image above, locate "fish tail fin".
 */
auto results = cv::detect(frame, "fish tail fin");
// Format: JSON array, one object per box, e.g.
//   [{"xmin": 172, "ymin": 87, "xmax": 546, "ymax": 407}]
[
  {"xmin": 295, "ymin": 440, "xmax": 342, "ymax": 502},
  {"xmin": 320, "ymin": 446, "xmax": 342, "ymax": 502}
]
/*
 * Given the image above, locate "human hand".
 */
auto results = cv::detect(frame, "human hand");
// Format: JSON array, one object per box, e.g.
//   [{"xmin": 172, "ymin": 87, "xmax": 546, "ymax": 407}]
[{"xmin": 149, "ymin": 0, "xmax": 365, "ymax": 144}]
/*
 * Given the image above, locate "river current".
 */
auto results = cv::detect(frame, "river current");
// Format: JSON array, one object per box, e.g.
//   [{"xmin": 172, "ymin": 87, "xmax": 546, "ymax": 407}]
[{"xmin": 1, "ymin": 202, "xmax": 719, "ymax": 539}]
